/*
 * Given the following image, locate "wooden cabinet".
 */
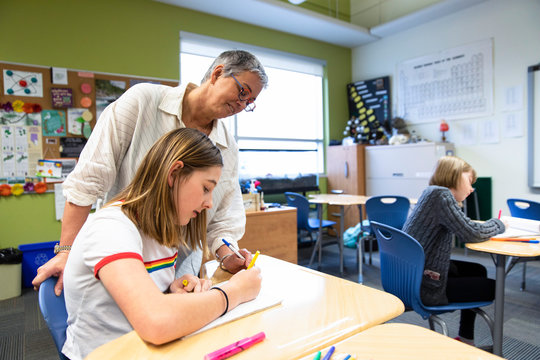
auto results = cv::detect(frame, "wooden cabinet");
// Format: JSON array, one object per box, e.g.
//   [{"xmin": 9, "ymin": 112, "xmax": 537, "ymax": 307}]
[
  {"xmin": 239, "ymin": 207, "xmax": 297, "ymax": 264},
  {"xmin": 326, "ymin": 144, "xmax": 367, "ymax": 231}
]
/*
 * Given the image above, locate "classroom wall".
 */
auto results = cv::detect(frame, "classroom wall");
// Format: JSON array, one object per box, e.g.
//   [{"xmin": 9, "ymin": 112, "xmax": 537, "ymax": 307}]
[
  {"xmin": 0, "ymin": 0, "xmax": 350, "ymax": 248},
  {"xmin": 351, "ymin": 0, "xmax": 540, "ymax": 216}
]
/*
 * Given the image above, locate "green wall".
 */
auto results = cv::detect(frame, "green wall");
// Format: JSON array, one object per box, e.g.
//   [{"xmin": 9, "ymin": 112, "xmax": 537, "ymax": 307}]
[{"xmin": 0, "ymin": 0, "xmax": 350, "ymax": 248}]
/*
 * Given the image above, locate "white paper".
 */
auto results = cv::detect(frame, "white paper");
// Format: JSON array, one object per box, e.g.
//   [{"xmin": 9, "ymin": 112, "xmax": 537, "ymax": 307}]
[
  {"xmin": 3, "ymin": 69, "xmax": 43, "ymax": 97},
  {"xmin": 478, "ymin": 118, "xmax": 499, "ymax": 144},
  {"xmin": 502, "ymin": 112, "xmax": 524, "ymax": 138},
  {"xmin": 52, "ymin": 67, "xmax": 68, "ymax": 85},
  {"xmin": 502, "ymin": 85, "xmax": 523, "ymax": 112}
]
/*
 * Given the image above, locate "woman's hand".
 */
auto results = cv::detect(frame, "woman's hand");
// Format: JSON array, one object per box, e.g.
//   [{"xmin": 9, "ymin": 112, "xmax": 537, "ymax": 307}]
[
  {"xmin": 169, "ymin": 274, "xmax": 212, "ymax": 294},
  {"xmin": 222, "ymin": 248, "xmax": 252, "ymax": 273}
]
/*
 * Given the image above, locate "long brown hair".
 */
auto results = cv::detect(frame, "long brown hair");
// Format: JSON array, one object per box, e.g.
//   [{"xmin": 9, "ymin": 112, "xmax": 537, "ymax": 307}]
[{"xmin": 109, "ymin": 128, "xmax": 223, "ymax": 253}]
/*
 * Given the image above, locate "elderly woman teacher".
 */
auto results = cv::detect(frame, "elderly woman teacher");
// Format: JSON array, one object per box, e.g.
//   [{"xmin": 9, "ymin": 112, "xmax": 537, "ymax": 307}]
[{"xmin": 33, "ymin": 50, "xmax": 268, "ymax": 295}]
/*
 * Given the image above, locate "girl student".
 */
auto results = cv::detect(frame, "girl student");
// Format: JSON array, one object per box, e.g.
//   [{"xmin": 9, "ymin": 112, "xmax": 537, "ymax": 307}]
[
  {"xmin": 403, "ymin": 155, "xmax": 505, "ymax": 345},
  {"xmin": 62, "ymin": 128, "xmax": 262, "ymax": 360}
]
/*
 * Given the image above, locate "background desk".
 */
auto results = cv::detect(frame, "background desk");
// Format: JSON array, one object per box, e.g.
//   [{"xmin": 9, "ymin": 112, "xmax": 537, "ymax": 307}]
[
  {"xmin": 240, "ymin": 206, "xmax": 297, "ymax": 264},
  {"xmin": 466, "ymin": 240, "xmax": 540, "ymax": 357},
  {"xmin": 299, "ymin": 323, "xmax": 503, "ymax": 360},
  {"xmin": 87, "ymin": 256, "xmax": 404, "ymax": 360}
]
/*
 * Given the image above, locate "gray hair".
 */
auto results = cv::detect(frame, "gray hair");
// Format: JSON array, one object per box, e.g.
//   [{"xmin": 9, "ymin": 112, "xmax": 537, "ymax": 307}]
[{"xmin": 201, "ymin": 50, "xmax": 268, "ymax": 88}]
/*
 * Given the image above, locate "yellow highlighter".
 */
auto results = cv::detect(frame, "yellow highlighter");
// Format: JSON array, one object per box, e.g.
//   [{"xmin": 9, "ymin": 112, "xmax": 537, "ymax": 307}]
[{"xmin": 247, "ymin": 250, "xmax": 260, "ymax": 269}]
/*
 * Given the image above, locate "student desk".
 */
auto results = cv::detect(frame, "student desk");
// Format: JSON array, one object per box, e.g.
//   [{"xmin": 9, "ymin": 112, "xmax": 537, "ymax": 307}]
[
  {"xmin": 308, "ymin": 194, "xmax": 369, "ymax": 275},
  {"xmin": 466, "ymin": 240, "xmax": 540, "ymax": 357},
  {"xmin": 86, "ymin": 255, "xmax": 404, "ymax": 360},
  {"xmin": 299, "ymin": 323, "xmax": 503, "ymax": 360},
  {"xmin": 308, "ymin": 194, "xmax": 417, "ymax": 282},
  {"xmin": 241, "ymin": 206, "xmax": 297, "ymax": 264}
]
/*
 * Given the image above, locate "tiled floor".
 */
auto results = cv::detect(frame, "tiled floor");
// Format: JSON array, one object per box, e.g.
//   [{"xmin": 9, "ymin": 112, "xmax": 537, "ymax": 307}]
[{"xmin": 1, "ymin": 239, "xmax": 539, "ymax": 360}]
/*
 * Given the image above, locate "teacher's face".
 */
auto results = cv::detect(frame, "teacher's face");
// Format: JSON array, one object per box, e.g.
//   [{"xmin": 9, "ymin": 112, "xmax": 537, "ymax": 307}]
[{"xmin": 209, "ymin": 68, "xmax": 263, "ymax": 119}]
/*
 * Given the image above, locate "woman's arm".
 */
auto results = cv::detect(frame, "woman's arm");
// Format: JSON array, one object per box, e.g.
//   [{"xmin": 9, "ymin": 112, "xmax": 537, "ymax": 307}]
[{"xmin": 98, "ymin": 258, "xmax": 261, "ymax": 345}]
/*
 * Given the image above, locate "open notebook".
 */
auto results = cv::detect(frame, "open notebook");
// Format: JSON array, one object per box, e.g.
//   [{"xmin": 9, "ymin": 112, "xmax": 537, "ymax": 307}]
[
  {"xmin": 493, "ymin": 216, "xmax": 540, "ymax": 238},
  {"xmin": 184, "ymin": 259, "xmax": 283, "ymax": 338}
]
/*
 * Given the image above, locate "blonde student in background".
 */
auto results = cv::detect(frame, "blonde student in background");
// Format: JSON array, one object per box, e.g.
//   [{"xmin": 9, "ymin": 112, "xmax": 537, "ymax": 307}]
[
  {"xmin": 403, "ymin": 156, "xmax": 505, "ymax": 346},
  {"xmin": 33, "ymin": 50, "xmax": 268, "ymax": 295},
  {"xmin": 62, "ymin": 128, "xmax": 262, "ymax": 360}
]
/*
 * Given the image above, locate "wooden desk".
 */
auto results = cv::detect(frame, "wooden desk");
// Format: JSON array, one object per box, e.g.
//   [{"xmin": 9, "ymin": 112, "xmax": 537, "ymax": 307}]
[
  {"xmin": 466, "ymin": 240, "xmax": 540, "ymax": 357},
  {"xmin": 308, "ymin": 194, "xmax": 416, "ymax": 280},
  {"xmin": 299, "ymin": 323, "xmax": 503, "ymax": 360},
  {"xmin": 87, "ymin": 256, "xmax": 404, "ymax": 360},
  {"xmin": 240, "ymin": 206, "xmax": 297, "ymax": 264}
]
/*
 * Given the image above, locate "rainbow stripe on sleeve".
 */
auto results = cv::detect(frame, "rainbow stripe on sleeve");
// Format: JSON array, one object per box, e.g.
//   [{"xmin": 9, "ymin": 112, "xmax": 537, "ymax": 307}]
[{"xmin": 144, "ymin": 252, "xmax": 178, "ymax": 273}]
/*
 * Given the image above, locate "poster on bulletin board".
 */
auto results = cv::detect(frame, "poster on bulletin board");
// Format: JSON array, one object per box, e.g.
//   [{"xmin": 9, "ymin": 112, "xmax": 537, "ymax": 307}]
[{"xmin": 0, "ymin": 61, "xmax": 178, "ymax": 190}]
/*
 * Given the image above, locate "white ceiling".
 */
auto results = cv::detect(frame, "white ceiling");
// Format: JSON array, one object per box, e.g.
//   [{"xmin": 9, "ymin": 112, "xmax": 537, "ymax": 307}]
[{"xmin": 154, "ymin": 0, "xmax": 487, "ymax": 48}]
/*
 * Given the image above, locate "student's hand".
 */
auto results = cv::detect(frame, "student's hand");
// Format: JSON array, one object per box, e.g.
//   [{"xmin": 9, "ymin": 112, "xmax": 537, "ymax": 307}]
[
  {"xmin": 222, "ymin": 248, "xmax": 252, "ymax": 274},
  {"xmin": 227, "ymin": 267, "xmax": 262, "ymax": 306},
  {"xmin": 32, "ymin": 252, "xmax": 69, "ymax": 296},
  {"xmin": 169, "ymin": 275, "xmax": 212, "ymax": 294}
]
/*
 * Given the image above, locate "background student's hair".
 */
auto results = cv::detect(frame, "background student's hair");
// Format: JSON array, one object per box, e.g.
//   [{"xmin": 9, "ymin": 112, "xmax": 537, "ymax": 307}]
[
  {"xmin": 429, "ymin": 155, "xmax": 477, "ymax": 188},
  {"xmin": 109, "ymin": 128, "xmax": 223, "ymax": 252}
]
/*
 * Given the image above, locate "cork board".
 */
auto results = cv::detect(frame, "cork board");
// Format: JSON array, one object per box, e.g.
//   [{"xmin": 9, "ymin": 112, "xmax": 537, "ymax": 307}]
[{"xmin": 0, "ymin": 61, "xmax": 178, "ymax": 188}]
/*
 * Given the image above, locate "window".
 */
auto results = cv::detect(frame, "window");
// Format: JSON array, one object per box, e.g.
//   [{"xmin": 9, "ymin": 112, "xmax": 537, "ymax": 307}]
[{"xmin": 180, "ymin": 32, "xmax": 325, "ymax": 179}]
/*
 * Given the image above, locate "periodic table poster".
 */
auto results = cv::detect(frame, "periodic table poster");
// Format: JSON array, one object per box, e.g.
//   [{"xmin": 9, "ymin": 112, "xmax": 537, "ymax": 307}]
[{"xmin": 397, "ymin": 38, "xmax": 493, "ymax": 124}]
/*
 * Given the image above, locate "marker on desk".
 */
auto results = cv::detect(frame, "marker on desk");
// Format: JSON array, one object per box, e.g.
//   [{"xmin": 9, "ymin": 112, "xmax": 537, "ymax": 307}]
[
  {"xmin": 491, "ymin": 238, "xmax": 539, "ymax": 243},
  {"xmin": 343, "ymin": 355, "xmax": 352, "ymax": 360},
  {"xmin": 247, "ymin": 250, "xmax": 260, "ymax": 269},
  {"xmin": 312, "ymin": 351, "xmax": 321, "ymax": 360},
  {"xmin": 204, "ymin": 331, "xmax": 265, "ymax": 360},
  {"xmin": 322, "ymin": 346, "xmax": 335, "ymax": 360},
  {"xmin": 498, "ymin": 209, "xmax": 502, "ymax": 219},
  {"xmin": 221, "ymin": 239, "xmax": 245, "ymax": 261}
]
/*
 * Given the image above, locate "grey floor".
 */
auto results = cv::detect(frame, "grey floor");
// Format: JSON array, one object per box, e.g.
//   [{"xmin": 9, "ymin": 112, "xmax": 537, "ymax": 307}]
[{"xmin": 1, "ymin": 238, "xmax": 539, "ymax": 360}]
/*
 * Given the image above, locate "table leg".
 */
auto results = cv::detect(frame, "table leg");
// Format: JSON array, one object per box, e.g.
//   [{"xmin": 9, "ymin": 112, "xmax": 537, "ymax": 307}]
[
  {"xmin": 493, "ymin": 254, "xmax": 506, "ymax": 357},
  {"xmin": 309, "ymin": 204, "xmax": 323, "ymax": 268},
  {"xmin": 339, "ymin": 206, "xmax": 344, "ymax": 275}
]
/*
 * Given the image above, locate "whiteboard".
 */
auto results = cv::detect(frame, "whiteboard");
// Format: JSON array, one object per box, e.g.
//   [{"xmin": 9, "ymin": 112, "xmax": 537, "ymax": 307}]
[{"xmin": 528, "ymin": 63, "xmax": 540, "ymax": 188}]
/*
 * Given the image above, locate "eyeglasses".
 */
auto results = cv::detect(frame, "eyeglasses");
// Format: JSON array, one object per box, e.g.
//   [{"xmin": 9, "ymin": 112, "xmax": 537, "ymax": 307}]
[{"xmin": 231, "ymin": 74, "xmax": 256, "ymax": 112}]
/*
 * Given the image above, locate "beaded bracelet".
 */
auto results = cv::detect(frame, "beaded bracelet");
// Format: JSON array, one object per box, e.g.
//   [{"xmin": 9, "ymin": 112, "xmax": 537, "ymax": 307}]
[{"xmin": 211, "ymin": 287, "xmax": 229, "ymax": 317}]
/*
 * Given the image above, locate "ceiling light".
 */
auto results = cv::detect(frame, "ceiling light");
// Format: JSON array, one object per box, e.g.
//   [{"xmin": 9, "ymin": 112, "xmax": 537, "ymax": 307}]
[{"xmin": 288, "ymin": 0, "xmax": 307, "ymax": 4}]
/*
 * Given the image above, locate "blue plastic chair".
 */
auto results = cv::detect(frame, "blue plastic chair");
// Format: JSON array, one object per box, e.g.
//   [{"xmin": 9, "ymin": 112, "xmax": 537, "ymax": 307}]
[
  {"xmin": 38, "ymin": 277, "xmax": 69, "ymax": 360},
  {"xmin": 360, "ymin": 195, "xmax": 410, "ymax": 265},
  {"xmin": 371, "ymin": 221, "xmax": 495, "ymax": 342},
  {"xmin": 284, "ymin": 192, "xmax": 337, "ymax": 267},
  {"xmin": 506, "ymin": 198, "xmax": 540, "ymax": 291}
]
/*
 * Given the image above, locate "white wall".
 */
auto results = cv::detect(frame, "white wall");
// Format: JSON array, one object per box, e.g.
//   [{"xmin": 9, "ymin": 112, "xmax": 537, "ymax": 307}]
[{"xmin": 352, "ymin": 0, "xmax": 540, "ymax": 217}]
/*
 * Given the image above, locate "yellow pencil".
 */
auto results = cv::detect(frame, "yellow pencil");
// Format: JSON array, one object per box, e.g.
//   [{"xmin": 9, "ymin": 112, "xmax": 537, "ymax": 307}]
[{"xmin": 247, "ymin": 250, "xmax": 260, "ymax": 269}]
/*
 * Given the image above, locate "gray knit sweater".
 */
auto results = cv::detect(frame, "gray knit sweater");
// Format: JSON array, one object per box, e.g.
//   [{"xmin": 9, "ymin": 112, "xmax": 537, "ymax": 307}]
[{"xmin": 402, "ymin": 186, "xmax": 505, "ymax": 306}]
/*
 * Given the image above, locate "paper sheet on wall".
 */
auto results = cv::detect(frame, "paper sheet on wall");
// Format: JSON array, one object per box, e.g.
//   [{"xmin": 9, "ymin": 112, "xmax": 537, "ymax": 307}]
[{"xmin": 397, "ymin": 39, "xmax": 493, "ymax": 124}]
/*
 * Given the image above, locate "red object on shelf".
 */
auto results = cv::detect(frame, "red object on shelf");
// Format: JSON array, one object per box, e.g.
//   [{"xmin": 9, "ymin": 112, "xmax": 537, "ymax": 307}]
[{"xmin": 440, "ymin": 120, "xmax": 449, "ymax": 142}]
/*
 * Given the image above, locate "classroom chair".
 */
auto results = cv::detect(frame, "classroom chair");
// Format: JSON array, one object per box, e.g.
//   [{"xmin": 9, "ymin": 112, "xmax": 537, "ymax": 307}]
[
  {"xmin": 38, "ymin": 277, "xmax": 69, "ymax": 360},
  {"xmin": 284, "ymin": 192, "xmax": 337, "ymax": 267},
  {"xmin": 506, "ymin": 198, "xmax": 540, "ymax": 291},
  {"xmin": 371, "ymin": 221, "xmax": 495, "ymax": 347},
  {"xmin": 359, "ymin": 195, "xmax": 410, "ymax": 266}
]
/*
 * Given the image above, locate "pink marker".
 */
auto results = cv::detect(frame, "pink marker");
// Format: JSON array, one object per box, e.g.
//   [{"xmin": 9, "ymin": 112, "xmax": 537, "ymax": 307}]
[{"xmin": 204, "ymin": 332, "xmax": 266, "ymax": 360}]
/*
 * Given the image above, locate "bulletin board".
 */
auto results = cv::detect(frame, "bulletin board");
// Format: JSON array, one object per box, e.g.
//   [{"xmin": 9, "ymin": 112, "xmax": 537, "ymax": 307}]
[{"xmin": 0, "ymin": 61, "xmax": 178, "ymax": 189}]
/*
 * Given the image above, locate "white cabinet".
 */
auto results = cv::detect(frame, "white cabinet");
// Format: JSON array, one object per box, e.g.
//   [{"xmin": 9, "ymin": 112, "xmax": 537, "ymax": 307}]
[{"xmin": 365, "ymin": 142, "xmax": 455, "ymax": 199}]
